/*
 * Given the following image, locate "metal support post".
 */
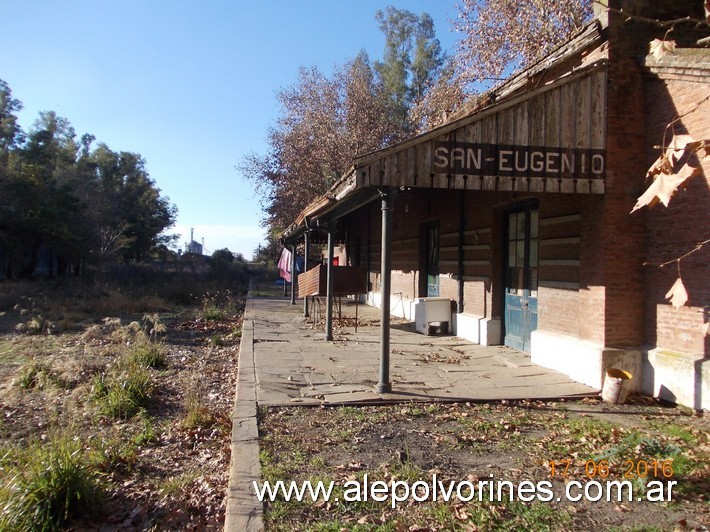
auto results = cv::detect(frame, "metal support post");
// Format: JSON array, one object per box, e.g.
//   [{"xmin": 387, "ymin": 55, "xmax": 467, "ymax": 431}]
[
  {"xmin": 290, "ymin": 244, "xmax": 296, "ymax": 305},
  {"xmin": 325, "ymin": 225, "xmax": 335, "ymax": 341},
  {"xmin": 377, "ymin": 189, "xmax": 392, "ymax": 394},
  {"xmin": 458, "ymin": 191, "xmax": 465, "ymax": 314},
  {"xmin": 303, "ymin": 231, "xmax": 310, "ymax": 317}
]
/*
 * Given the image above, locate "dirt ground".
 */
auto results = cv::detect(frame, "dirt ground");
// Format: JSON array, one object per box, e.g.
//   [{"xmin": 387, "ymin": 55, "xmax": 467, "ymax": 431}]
[
  {"xmin": 259, "ymin": 396, "xmax": 709, "ymax": 531},
  {"xmin": 0, "ymin": 305, "xmax": 241, "ymax": 530}
]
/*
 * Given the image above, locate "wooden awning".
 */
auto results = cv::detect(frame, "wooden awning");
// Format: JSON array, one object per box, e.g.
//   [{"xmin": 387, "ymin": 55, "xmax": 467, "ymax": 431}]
[{"xmin": 284, "ymin": 20, "xmax": 609, "ymax": 242}]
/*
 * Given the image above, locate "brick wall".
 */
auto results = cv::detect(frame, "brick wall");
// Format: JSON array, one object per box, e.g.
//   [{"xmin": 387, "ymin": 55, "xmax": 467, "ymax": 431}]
[
  {"xmin": 643, "ymin": 75, "xmax": 710, "ymax": 356},
  {"xmin": 537, "ymin": 195, "xmax": 583, "ymax": 337},
  {"xmin": 578, "ymin": 196, "xmax": 607, "ymax": 344},
  {"xmin": 594, "ymin": 6, "xmax": 652, "ymax": 348}
]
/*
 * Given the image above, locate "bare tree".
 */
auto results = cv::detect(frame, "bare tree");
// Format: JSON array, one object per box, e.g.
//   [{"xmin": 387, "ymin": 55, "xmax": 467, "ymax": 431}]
[
  {"xmin": 453, "ymin": 0, "xmax": 592, "ymax": 88},
  {"xmin": 239, "ymin": 54, "xmax": 400, "ymax": 229}
]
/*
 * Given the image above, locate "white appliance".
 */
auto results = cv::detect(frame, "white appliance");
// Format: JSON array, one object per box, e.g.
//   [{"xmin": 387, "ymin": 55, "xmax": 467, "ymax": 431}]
[{"xmin": 414, "ymin": 297, "xmax": 452, "ymax": 335}]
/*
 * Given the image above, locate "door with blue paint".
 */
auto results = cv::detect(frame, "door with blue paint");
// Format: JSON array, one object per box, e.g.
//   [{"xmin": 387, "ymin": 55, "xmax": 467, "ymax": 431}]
[{"xmin": 504, "ymin": 205, "xmax": 538, "ymax": 352}]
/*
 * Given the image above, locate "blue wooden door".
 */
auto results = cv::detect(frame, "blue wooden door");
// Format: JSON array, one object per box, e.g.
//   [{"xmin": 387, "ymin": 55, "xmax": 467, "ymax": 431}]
[{"xmin": 504, "ymin": 206, "xmax": 538, "ymax": 352}]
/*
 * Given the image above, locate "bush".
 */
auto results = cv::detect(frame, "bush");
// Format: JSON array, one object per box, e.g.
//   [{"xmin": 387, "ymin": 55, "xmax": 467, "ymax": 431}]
[
  {"xmin": 129, "ymin": 341, "xmax": 167, "ymax": 369},
  {"xmin": 16, "ymin": 360, "xmax": 54, "ymax": 390},
  {"xmin": 93, "ymin": 361, "xmax": 153, "ymax": 420},
  {"xmin": 0, "ymin": 435, "xmax": 102, "ymax": 530}
]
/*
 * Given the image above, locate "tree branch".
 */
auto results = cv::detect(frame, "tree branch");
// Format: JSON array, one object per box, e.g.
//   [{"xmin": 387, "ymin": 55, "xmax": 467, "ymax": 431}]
[
  {"xmin": 594, "ymin": 1, "xmax": 709, "ymax": 28},
  {"xmin": 644, "ymin": 238, "xmax": 710, "ymax": 268}
]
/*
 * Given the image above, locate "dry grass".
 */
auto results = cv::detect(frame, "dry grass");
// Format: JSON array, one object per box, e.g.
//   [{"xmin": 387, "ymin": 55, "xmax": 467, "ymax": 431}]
[{"xmin": 0, "ymin": 263, "xmax": 252, "ymax": 529}]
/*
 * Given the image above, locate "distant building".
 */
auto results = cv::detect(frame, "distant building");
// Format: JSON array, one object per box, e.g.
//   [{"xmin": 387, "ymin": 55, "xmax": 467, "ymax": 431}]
[
  {"xmin": 184, "ymin": 228, "xmax": 204, "ymax": 255},
  {"xmin": 185, "ymin": 240, "xmax": 203, "ymax": 255}
]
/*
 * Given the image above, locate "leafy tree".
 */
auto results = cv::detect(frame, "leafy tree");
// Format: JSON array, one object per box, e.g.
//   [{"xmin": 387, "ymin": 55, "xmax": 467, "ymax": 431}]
[
  {"xmin": 410, "ymin": 56, "xmax": 468, "ymax": 132},
  {"xmin": 240, "ymin": 7, "xmax": 444, "ymax": 232},
  {"xmin": 0, "ymin": 81, "xmax": 24, "ymax": 275},
  {"xmin": 0, "ymin": 80, "xmax": 23, "ymax": 169},
  {"xmin": 341, "ymin": 50, "xmax": 402, "ymax": 153},
  {"xmin": 209, "ymin": 247, "xmax": 235, "ymax": 274},
  {"xmin": 73, "ymin": 142, "xmax": 176, "ymax": 262},
  {"xmin": 0, "ymin": 79, "xmax": 176, "ymax": 277},
  {"xmin": 113, "ymin": 151, "xmax": 176, "ymax": 261},
  {"xmin": 253, "ymin": 227, "xmax": 283, "ymax": 265},
  {"xmin": 21, "ymin": 111, "xmax": 79, "ymax": 183},
  {"xmin": 0, "ymin": 111, "xmax": 87, "ymax": 276},
  {"xmin": 375, "ymin": 7, "xmax": 444, "ymax": 134}
]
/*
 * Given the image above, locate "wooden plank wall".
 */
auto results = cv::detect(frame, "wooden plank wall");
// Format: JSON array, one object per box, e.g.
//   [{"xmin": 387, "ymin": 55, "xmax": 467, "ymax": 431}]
[
  {"xmin": 356, "ymin": 69, "xmax": 607, "ymax": 194},
  {"xmin": 297, "ymin": 265, "xmax": 368, "ymax": 298}
]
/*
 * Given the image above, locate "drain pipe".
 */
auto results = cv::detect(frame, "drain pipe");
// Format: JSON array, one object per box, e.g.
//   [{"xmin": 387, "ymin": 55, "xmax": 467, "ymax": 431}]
[{"xmin": 377, "ymin": 188, "xmax": 393, "ymax": 394}]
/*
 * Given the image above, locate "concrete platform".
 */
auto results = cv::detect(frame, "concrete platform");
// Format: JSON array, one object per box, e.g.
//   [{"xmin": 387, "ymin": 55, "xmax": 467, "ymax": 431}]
[{"xmin": 251, "ymin": 297, "xmax": 597, "ymax": 406}]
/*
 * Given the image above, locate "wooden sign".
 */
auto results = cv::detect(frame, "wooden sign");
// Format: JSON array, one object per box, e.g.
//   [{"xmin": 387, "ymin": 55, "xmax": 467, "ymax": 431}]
[{"xmin": 432, "ymin": 142, "xmax": 606, "ymax": 179}]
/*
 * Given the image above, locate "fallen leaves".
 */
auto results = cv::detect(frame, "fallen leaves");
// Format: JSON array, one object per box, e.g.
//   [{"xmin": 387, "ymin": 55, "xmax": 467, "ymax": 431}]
[
  {"xmin": 259, "ymin": 400, "xmax": 709, "ymax": 530},
  {"xmin": 1, "ymin": 308, "xmax": 240, "ymax": 529}
]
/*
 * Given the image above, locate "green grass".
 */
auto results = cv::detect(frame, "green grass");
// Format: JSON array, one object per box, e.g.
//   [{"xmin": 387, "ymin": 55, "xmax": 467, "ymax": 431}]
[
  {"xmin": 87, "ymin": 434, "xmax": 139, "ymax": 474},
  {"xmin": 209, "ymin": 333, "xmax": 225, "ymax": 347},
  {"xmin": 159, "ymin": 470, "xmax": 199, "ymax": 498},
  {"xmin": 180, "ymin": 375, "xmax": 217, "ymax": 430},
  {"xmin": 648, "ymin": 421, "xmax": 696, "ymax": 443},
  {"xmin": 16, "ymin": 359, "xmax": 55, "ymax": 390},
  {"xmin": 0, "ymin": 434, "xmax": 102, "ymax": 531},
  {"xmin": 129, "ymin": 340, "xmax": 167, "ymax": 369},
  {"xmin": 133, "ymin": 411, "xmax": 158, "ymax": 447},
  {"xmin": 92, "ymin": 360, "xmax": 153, "ymax": 420}
]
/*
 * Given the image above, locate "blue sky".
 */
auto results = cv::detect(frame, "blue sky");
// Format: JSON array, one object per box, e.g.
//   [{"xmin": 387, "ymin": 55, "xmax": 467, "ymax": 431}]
[{"xmin": 2, "ymin": 1, "xmax": 460, "ymax": 259}]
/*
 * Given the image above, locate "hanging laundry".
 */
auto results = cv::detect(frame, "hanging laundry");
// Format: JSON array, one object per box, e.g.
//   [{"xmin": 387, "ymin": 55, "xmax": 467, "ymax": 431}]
[{"xmin": 278, "ymin": 247, "xmax": 292, "ymax": 282}]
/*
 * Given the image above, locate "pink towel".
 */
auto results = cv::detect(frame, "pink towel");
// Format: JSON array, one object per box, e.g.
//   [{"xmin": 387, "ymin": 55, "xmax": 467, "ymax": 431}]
[{"xmin": 278, "ymin": 248, "xmax": 292, "ymax": 282}]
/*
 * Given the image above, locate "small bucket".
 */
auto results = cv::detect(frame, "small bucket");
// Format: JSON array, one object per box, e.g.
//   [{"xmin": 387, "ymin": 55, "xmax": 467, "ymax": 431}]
[{"xmin": 601, "ymin": 368, "xmax": 632, "ymax": 404}]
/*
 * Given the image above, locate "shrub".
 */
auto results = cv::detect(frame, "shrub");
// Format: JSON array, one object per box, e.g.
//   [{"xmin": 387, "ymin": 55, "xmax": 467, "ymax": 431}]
[
  {"xmin": 129, "ymin": 340, "xmax": 167, "ymax": 369},
  {"xmin": 0, "ymin": 435, "xmax": 102, "ymax": 531},
  {"xmin": 16, "ymin": 360, "xmax": 51, "ymax": 390},
  {"xmin": 93, "ymin": 361, "xmax": 153, "ymax": 420}
]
